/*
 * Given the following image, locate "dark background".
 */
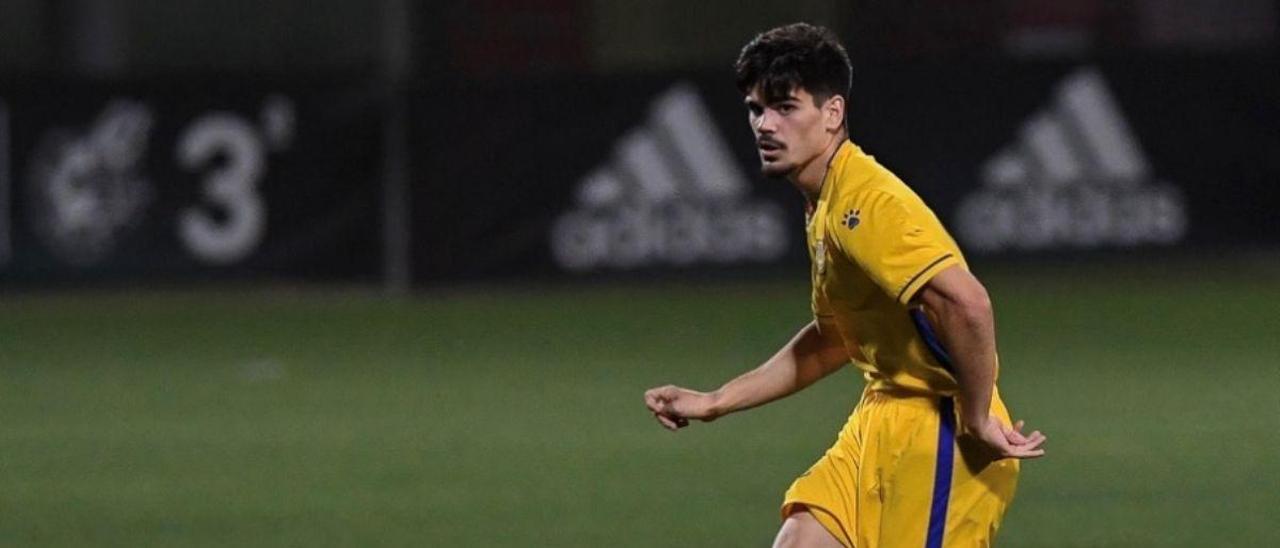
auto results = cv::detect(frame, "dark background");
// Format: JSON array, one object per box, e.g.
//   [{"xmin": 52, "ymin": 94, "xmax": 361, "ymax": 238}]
[{"xmin": 0, "ymin": 2, "xmax": 1277, "ymax": 546}]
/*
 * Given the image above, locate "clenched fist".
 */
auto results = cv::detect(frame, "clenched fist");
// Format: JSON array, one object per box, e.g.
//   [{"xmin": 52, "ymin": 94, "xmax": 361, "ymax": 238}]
[{"xmin": 643, "ymin": 385, "xmax": 721, "ymax": 431}]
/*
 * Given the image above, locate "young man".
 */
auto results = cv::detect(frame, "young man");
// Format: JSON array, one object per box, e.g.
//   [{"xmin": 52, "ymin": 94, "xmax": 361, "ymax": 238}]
[{"xmin": 643, "ymin": 23, "xmax": 1046, "ymax": 548}]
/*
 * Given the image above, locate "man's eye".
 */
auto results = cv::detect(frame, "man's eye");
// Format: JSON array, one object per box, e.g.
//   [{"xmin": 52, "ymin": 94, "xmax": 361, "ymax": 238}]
[
  {"xmin": 777, "ymin": 104, "xmax": 795, "ymax": 114},
  {"xmin": 748, "ymin": 105, "xmax": 763, "ymax": 116}
]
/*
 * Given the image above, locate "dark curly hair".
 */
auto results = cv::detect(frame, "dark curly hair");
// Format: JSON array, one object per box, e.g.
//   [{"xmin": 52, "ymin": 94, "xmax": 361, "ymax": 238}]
[{"xmin": 734, "ymin": 23, "xmax": 852, "ymax": 106}]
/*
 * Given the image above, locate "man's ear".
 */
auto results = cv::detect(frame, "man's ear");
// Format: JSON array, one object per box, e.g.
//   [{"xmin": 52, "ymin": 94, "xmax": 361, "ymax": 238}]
[{"xmin": 824, "ymin": 95, "xmax": 846, "ymax": 132}]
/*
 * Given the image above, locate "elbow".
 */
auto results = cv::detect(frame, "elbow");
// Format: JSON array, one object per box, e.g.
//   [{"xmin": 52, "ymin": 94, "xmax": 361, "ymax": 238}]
[
  {"xmin": 955, "ymin": 286, "xmax": 992, "ymax": 326},
  {"xmin": 918, "ymin": 268, "xmax": 994, "ymax": 328}
]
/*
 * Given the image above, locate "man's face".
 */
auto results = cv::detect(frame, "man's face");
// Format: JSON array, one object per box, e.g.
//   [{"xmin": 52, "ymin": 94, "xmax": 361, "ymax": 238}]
[{"xmin": 744, "ymin": 86, "xmax": 837, "ymax": 178}]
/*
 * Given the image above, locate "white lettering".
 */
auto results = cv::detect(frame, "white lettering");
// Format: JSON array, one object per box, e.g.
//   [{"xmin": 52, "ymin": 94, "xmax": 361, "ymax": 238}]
[{"xmin": 177, "ymin": 114, "xmax": 266, "ymax": 264}]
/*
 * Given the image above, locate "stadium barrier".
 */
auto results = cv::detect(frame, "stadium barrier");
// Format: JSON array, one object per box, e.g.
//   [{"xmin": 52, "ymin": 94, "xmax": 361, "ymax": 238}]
[
  {"xmin": 1, "ymin": 56, "xmax": 1276, "ymax": 287},
  {"xmin": 413, "ymin": 56, "xmax": 1280, "ymax": 283},
  {"xmin": 0, "ymin": 77, "xmax": 382, "ymax": 286}
]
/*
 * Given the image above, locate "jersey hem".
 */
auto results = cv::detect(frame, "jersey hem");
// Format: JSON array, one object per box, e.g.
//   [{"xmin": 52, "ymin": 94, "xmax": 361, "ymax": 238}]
[{"xmin": 780, "ymin": 500, "xmax": 855, "ymax": 548}]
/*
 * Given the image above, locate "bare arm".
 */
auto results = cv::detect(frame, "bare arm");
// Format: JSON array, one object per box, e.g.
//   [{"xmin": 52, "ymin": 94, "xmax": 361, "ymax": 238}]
[
  {"xmin": 916, "ymin": 266, "xmax": 1046, "ymax": 458},
  {"xmin": 644, "ymin": 320, "xmax": 849, "ymax": 430}
]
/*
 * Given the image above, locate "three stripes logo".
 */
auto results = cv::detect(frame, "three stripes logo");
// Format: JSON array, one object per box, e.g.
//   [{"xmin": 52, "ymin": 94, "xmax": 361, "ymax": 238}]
[
  {"xmin": 955, "ymin": 67, "xmax": 1187, "ymax": 252},
  {"xmin": 551, "ymin": 82, "xmax": 787, "ymax": 271}
]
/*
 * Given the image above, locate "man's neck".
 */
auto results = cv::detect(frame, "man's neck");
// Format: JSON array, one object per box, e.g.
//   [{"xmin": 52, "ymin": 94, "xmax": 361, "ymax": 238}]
[{"xmin": 789, "ymin": 132, "xmax": 847, "ymax": 203}]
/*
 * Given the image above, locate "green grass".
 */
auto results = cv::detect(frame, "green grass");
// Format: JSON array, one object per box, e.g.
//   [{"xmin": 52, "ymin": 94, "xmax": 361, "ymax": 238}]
[{"xmin": 1, "ymin": 263, "xmax": 1277, "ymax": 546}]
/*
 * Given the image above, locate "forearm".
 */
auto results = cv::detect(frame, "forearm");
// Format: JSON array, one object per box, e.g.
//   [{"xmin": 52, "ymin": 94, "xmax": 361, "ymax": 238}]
[
  {"xmin": 931, "ymin": 296, "xmax": 997, "ymax": 429},
  {"xmin": 709, "ymin": 320, "xmax": 849, "ymax": 417}
]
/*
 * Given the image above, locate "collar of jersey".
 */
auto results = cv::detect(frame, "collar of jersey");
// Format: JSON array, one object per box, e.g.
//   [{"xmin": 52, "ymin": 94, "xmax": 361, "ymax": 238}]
[{"xmin": 811, "ymin": 139, "xmax": 857, "ymax": 245}]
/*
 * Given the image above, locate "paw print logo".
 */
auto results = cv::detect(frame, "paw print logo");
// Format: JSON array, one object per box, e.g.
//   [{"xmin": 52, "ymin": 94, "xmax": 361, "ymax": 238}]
[{"xmin": 843, "ymin": 209, "xmax": 861, "ymax": 230}]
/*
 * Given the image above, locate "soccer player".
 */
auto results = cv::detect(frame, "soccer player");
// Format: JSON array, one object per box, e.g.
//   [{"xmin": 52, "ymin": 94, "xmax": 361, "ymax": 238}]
[{"xmin": 643, "ymin": 23, "xmax": 1046, "ymax": 548}]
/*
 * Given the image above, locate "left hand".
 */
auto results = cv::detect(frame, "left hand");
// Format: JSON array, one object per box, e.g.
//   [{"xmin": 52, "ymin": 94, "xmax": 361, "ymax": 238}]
[{"xmin": 965, "ymin": 416, "xmax": 1046, "ymax": 459}]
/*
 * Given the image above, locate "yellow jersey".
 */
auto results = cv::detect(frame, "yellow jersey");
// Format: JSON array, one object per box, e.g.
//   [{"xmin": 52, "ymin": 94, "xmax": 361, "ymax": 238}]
[{"xmin": 807, "ymin": 140, "xmax": 982, "ymax": 396}]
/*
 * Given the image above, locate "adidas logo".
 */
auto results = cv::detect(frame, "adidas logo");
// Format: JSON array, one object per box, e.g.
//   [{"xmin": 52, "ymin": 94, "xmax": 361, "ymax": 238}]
[
  {"xmin": 551, "ymin": 82, "xmax": 787, "ymax": 271},
  {"xmin": 955, "ymin": 67, "xmax": 1187, "ymax": 252}
]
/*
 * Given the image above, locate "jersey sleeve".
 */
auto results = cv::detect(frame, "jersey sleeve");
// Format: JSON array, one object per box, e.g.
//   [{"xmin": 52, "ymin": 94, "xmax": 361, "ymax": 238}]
[{"xmin": 829, "ymin": 190, "xmax": 961, "ymax": 305}]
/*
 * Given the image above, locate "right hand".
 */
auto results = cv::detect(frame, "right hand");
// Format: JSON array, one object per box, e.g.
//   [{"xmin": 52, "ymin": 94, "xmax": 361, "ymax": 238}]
[{"xmin": 643, "ymin": 385, "xmax": 721, "ymax": 431}]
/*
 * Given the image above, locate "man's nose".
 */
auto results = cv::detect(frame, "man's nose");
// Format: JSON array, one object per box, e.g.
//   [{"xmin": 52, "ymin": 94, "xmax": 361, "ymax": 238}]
[{"xmin": 755, "ymin": 110, "xmax": 778, "ymax": 133}]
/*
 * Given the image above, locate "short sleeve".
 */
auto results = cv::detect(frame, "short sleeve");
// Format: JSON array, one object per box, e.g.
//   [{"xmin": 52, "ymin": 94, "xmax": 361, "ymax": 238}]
[{"xmin": 829, "ymin": 190, "xmax": 960, "ymax": 305}]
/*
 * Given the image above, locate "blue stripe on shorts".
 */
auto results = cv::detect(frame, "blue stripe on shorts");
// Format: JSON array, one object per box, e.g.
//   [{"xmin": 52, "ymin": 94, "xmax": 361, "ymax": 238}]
[{"xmin": 925, "ymin": 397, "xmax": 956, "ymax": 548}]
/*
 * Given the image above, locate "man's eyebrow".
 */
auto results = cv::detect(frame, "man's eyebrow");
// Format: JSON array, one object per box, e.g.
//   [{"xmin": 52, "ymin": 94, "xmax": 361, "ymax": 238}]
[{"xmin": 744, "ymin": 96, "xmax": 799, "ymax": 106}]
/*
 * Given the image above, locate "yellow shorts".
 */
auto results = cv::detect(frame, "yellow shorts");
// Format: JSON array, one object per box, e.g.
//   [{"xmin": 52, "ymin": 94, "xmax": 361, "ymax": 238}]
[{"xmin": 781, "ymin": 387, "xmax": 1020, "ymax": 548}]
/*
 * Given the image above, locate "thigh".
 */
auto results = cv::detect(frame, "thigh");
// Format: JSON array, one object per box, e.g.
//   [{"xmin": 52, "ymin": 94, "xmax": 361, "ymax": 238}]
[
  {"xmin": 876, "ymin": 396, "xmax": 1020, "ymax": 548},
  {"xmin": 774, "ymin": 507, "xmax": 847, "ymax": 548},
  {"xmin": 773, "ymin": 404, "xmax": 865, "ymax": 545},
  {"xmin": 945, "ymin": 394, "xmax": 1020, "ymax": 547},
  {"xmin": 780, "ymin": 408, "xmax": 864, "ymax": 547},
  {"xmin": 857, "ymin": 394, "xmax": 939, "ymax": 547}
]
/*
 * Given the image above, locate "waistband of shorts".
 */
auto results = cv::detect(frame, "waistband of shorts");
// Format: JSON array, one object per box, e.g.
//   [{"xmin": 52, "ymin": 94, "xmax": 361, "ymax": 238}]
[
  {"xmin": 863, "ymin": 383, "xmax": 1005, "ymax": 413},
  {"xmin": 862, "ymin": 384, "xmax": 955, "ymax": 409}
]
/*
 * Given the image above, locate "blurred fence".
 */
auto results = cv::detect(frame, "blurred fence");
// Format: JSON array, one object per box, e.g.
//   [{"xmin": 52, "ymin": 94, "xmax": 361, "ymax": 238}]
[{"xmin": 1, "ymin": 55, "xmax": 1277, "ymax": 288}]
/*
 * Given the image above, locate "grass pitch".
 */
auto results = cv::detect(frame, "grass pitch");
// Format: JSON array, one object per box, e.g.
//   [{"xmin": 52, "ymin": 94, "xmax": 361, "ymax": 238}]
[{"xmin": 1, "ymin": 261, "xmax": 1277, "ymax": 546}]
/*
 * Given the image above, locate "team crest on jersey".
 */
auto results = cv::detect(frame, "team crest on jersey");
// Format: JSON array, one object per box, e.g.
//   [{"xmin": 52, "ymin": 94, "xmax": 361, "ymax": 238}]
[{"xmin": 843, "ymin": 209, "xmax": 861, "ymax": 230}]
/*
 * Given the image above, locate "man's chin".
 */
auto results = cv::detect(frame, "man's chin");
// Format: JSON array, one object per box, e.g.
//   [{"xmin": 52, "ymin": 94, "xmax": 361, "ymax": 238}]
[{"xmin": 760, "ymin": 163, "xmax": 792, "ymax": 179}]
